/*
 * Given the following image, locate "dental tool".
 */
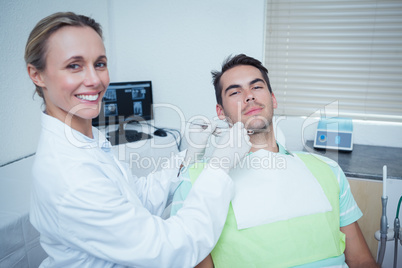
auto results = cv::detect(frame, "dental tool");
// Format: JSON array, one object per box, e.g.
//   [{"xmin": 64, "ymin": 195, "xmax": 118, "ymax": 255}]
[
  {"xmin": 187, "ymin": 121, "xmax": 255, "ymax": 135},
  {"xmin": 185, "ymin": 120, "xmax": 295, "ymax": 157}
]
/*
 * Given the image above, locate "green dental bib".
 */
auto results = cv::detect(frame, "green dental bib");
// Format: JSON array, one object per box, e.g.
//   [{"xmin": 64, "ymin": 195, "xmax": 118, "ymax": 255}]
[{"xmin": 188, "ymin": 153, "xmax": 345, "ymax": 268}]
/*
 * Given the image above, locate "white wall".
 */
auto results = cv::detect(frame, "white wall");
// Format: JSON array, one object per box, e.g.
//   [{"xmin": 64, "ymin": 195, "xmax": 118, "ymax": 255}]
[{"xmin": 108, "ymin": 0, "xmax": 266, "ymax": 129}]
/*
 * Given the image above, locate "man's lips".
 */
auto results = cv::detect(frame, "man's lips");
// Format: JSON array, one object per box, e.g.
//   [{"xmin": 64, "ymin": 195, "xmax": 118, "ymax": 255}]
[{"xmin": 244, "ymin": 107, "xmax": 263, "ymax": 116}]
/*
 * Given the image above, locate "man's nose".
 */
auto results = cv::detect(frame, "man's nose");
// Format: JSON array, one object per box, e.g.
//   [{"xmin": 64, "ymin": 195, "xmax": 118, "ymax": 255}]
[{"xmin": 245, "ymin": 90, "xmax": 255, "ymax": 103}]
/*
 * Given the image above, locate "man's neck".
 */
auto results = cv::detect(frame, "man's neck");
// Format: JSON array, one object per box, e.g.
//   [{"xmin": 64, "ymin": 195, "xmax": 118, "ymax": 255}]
[{"xmin": 249, "ymin": 129, "xmax": 278, "ymax": 153}]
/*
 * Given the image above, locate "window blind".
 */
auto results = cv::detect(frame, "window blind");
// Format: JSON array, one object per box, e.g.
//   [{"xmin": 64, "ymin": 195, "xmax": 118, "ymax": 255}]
[{"xmin": 264, "ymin": 0, "xmax": 402, "ymax": 122}]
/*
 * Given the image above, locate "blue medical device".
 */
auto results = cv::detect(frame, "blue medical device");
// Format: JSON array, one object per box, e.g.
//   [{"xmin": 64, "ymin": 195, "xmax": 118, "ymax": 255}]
[{"xmin": 314, "ymin": 117, "xmax": 353, "ymax": 151}]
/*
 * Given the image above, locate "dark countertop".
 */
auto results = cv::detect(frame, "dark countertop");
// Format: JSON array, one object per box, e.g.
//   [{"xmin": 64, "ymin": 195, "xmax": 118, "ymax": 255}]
[{"xmin": 303, "ymin": 141, "xmax": 402, "ymax": 180}]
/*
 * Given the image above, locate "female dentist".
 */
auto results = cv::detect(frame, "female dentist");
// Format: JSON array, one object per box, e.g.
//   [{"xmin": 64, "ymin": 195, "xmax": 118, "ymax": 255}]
[{"xmin": 25, "ymin": 12, "xmax": 250, "ymax": 268}]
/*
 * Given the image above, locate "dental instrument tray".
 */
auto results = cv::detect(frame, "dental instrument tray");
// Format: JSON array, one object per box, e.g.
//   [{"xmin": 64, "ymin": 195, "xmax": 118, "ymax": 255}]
[{"xmin": 314, "ymin": 117, "xmax": 353, "ymax": 151}]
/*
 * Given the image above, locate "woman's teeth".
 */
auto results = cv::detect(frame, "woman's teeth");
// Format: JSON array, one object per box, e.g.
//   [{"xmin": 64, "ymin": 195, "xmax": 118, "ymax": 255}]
[{"xmin": 76, "ymin": 94, "xmax": 99, "ymax": 101}]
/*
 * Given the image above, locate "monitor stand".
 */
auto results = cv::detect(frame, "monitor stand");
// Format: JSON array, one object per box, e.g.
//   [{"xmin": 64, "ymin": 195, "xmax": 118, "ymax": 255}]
[{"xmin": 107, "ymin": 121, "xmax": 152, "ymax": 145}]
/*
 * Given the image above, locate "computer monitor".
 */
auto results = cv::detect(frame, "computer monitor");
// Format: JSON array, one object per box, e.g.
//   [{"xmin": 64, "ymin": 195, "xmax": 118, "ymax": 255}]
[{"xmin": 92, "ymin": 81, "xmax": 153, "ymax": 144}]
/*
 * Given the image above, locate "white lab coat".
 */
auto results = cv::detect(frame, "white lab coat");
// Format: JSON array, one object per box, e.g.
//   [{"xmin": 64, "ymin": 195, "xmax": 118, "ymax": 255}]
[{"xmin": 30, "ymin": 113, "xmax": 233, "ymax": 268}]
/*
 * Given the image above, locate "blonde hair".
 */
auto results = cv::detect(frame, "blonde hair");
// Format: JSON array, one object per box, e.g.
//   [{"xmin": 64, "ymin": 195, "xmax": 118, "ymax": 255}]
[{"xmin": 24, "ymin": 12, "xmax": 103, "ymax": 98}]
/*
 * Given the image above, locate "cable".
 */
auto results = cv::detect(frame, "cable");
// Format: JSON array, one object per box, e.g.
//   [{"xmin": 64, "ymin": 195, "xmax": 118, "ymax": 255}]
[
  {"xmin": 136, "ymin": 120, "xmax": 183, "ymax": 151},
  {"xmin": 162, "ymin": 128, "xmax": 182, "ymax": 151},
  {"xmin": 396, "ymin": 196, "xmax": 402, "ymax": 219}
]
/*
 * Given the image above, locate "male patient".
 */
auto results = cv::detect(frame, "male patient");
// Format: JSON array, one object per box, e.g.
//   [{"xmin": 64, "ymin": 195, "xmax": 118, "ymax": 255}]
[{"xmin": 172, "ymin": 54, "xmax": 377, "ymax": 268}]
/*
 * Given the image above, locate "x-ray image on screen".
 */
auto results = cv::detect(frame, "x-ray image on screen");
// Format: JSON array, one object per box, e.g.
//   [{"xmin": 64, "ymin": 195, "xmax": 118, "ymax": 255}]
[
  {"xmin": 133, "ymin": 101, "xmax": 143, "ymax": 116},
  {"xmin": 132, "ymin": 88, "xmax": 146, "ymax": 100},
  {"xmin": 103, "ymin": 90, "xmax": 117, "ymax": 101},
  {"xmin": 104, "ymin": 103, "xmax": 118, "ymax": 116}
]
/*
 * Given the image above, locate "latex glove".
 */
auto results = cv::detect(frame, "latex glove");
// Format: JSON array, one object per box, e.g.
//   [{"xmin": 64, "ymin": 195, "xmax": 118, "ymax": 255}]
[
  {"xmin": 183, "ymin": 120, "xmax": 218, "ymax": 166},
  {"xmin": 208, "ymin": 122, "xmax": 251, "ymax": 173}
]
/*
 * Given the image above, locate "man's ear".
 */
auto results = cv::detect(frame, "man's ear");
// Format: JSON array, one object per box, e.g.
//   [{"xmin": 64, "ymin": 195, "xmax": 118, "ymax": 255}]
[
  {"xmin": 27, "ymin": 64, "xmax": 46, "ymax": 88},
  {"xmin": 271, "ymin": 92, "xmax": 278, "ymax": 109},
  {"xmin": 216, "ymin": 104, "xmax": 226, "ymax": 120}
]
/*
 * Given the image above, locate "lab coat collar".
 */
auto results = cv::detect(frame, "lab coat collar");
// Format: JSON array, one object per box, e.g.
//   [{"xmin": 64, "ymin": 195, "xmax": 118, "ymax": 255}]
[{"xmin": 41, "ymin": 112, "xmax": 112, "ymax": 151}]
